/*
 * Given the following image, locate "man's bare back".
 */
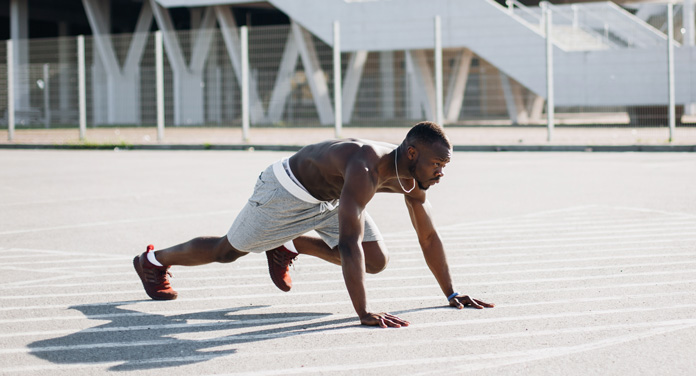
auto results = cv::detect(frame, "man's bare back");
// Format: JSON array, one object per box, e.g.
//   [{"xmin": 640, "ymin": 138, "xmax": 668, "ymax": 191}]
[{"xmin": 289, "ymin": 139, "xmax": 397, "ymax": 202}]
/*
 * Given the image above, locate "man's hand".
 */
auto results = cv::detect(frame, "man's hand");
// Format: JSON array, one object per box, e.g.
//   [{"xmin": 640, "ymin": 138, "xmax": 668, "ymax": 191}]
[
  {"xmin": 449, "ymin": 294, "xmax": 495, "ymax": 310},
  {"xmin": 360, "ymin": 312, "xmax": 410, "ymax": 328}
]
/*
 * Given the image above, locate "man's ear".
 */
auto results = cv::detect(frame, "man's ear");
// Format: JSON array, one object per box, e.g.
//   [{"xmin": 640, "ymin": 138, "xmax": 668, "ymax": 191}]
[{"xmin": 406, "ymin": 144, "xmax": 418, "ymax": 160}]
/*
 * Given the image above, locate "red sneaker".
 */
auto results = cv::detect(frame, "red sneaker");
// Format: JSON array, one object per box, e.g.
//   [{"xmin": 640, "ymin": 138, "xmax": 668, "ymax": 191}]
[
  {"xmin": 266, "ymin": 245, "xmax": 298, "ymax": 292},
  {"xmin": 133, "ymin": 245, "xmax": 178, "ymax": 300}
]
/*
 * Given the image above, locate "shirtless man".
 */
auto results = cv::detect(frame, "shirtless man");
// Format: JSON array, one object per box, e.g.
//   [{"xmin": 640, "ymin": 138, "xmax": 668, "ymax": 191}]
[{"xmin": 133, "ymin": 121, "xmax": 494, "ymax": 328}]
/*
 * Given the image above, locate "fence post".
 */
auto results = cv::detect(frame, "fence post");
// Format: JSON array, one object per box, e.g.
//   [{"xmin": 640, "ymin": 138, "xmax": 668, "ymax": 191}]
[
  {"xmin": 667, "ymin": 3, "xmax": 676, "ymax": 142},
  {"xmin": 78, "ymin": 35, "xmax": 86, "ymax": 141},
  {"xmin": 7, "ymin": 40, "xmax": 14, "ymax": 142},
  {"xmin": 545, "ymin": 8, "xmax": 555, "ymax": 142},
  {"xmin": 333, "ymin": 21, "xmax": 342, "ymax": 138},
  {"xmin": 434, "ymin": 15, "xmax": 444, "ymax": 126},
  {"xmin": 43, "ymin": 63, "xmax": 50, "ymax": 128},
  {"xmin": 241, "ymin": 25, "xmax": 249, "ymax": 143},
  {"xmin": 155, "ymin": 30, "xmax": 165, "ymax": 142}
]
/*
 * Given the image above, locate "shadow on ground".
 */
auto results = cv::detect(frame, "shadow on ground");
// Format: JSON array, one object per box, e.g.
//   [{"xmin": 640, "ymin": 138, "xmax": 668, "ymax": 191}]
[{"xmin": 28, "ymin": 301, "xmax": 356, "ymax": 371}]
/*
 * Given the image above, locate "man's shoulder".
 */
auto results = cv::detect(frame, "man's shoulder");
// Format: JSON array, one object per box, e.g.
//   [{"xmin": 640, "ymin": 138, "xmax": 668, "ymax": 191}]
[{"xmin": 334, "ymin": 139, "xmax": 394, "ymax": 157}]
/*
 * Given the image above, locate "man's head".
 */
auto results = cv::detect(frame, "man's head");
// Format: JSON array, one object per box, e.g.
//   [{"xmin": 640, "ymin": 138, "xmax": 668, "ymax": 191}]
[{"xmin": 402, "ymin": 122, "xmax": 452, "ymax": 191}]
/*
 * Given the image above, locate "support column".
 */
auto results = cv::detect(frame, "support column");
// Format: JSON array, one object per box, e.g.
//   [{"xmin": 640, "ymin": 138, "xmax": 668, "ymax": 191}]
[
  {"xmin": 83, "ymin": 0, "xmax": 153, "ymax": 125},
  {"xmin": 292, "ymin": 21, "xmax": 334, "ymax": 125},
  {"xmin": 57, "ymin": 22, "xmax": 73, "ymax": 123},
  {"xmin": 7, "ymin": 40, "xmax": 14, "ymax": 141},
  {"xmin": 500, "ymin": 71, "xmax": 529, "ymax": 125},
  {"xmin": 444, "ymin": 48, "xmax": 473, "ymax": 123},
  {"xmin": 151, "ymin": 0, "xmax": 214, "ymax": 125},
  {"xmin": 380, "ymin": 51, "xmax": 395, "ymax": 119},
  {"xmin": 87, "ymin": 0, "xmax": 109, "ymax": 125},
  {"xmin": 406, "ymin": 50, "xmax": 436, "ymax": 121},
  {"xmin": 215, "ymin": 5, "xmax": 267, "ymax": 124},
  {"xmin": 342, "ymin": 51, "xmax": 368, "ymax": 124},
  {"xmin": 267, "ymin": 30, "xmax": 299, "ymax": 123},
  {"xmin": 10, "ymin": 0, "xmax": 30, "ymax": 112}
]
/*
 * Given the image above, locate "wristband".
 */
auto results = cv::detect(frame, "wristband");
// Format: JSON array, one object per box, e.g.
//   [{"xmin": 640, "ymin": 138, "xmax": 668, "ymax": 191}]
[{"xmin": 447, "ymin": 292, "xmax": 460, "ymax": 301}]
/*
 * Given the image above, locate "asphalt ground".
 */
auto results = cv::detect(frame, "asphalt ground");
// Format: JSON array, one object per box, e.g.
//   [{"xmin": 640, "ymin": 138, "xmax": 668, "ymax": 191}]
[{"xmin": 1, "ymin": 149, "xmax": 695, "ymax": 375}]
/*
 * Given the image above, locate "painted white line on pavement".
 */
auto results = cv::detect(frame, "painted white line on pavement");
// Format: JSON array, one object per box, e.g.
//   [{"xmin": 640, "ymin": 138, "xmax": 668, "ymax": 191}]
[
  {"xmin": 1, "ymin": 256, "xmax": 694, "ymax": 294},
  {"xmin": 2, "ymin": 297, "xmax": 695, "ymax": 348},
  {"xmin": 605, "ymin": 205, "xmax": 696, "ymax": 219},
  {"xmin": 3, "ymin": 318, "xmax": 695, "ymax": 374},
  {"xmin": 1, "ymin": 257, "xmax": 130, "ymax": 266},
  {"xmin": 454, "ymin": 324, "xmax": 696, "ymax": 373},
  {"xmin": 0, "ymin": 210, "xmax": 236, "ymax": 236},
  {"xmin": 13, "ymin": 238, "xmax": 696, "ymax": 275},
  {"xmin": 383, "ymin": 205, "xmax": 601, "ymax": 237},
  {"xmin": 2, "ymin": 278, "xmax": 694, "ymax": 325},
  {"xmin": 0, "ymin": 191, "xmax": 177, "ymax": 208},
  {"xmin": 436, "ymin": 223, "xmax": 696, "ymax": 240},
  {"xmin": 1, "ymin": 276, "xmax": 693, "ymax": 316},
  {"xmin": 1, "ymin": 259, "xmax": 694, "ymax": 301},
  {"xmin": 389, "ymin": 231, "xmax": 696, "ymax": 247},
  {"xmin": 402, "ymin": 218, "xmax": 696, "ymax": 237}
]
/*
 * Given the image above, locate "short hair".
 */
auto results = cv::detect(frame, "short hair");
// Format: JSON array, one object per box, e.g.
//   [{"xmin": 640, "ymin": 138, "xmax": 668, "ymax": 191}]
[{"xmin": 405, "ymin": 121, "xmax": 451, "ymax": 148}]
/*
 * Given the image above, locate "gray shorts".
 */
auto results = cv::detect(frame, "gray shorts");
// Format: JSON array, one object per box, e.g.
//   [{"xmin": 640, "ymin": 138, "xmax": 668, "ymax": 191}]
[{"xmin": 227, "ymin": 160, "xmax": 383, "ymax": 253}]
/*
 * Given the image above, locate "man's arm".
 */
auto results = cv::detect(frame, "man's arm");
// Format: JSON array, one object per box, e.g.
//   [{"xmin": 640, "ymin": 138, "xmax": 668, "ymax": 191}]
[
  {"xmin": 339, "ymin": 159, "xmax": 409, "ymax": 327},
  {"xmin": 404, "ymin": 194, "xmax": 494, "ymax": 309}
]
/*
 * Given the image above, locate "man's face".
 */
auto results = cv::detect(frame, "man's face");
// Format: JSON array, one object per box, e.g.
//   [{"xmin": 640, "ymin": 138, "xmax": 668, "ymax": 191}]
[{"xmin": 407, "ymin": 142, "xmax": 452, "ymax": 191}]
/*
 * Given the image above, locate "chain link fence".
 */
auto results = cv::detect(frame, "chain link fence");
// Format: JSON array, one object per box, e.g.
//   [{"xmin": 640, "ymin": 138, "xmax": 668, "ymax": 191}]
[{"xmin": 1, "ymin": 2, "xmax": 695, "ymax": 143}]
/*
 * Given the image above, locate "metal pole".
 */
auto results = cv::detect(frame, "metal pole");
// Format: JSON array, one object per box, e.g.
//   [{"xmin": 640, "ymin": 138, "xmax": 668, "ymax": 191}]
[
  {"xmin": 77, "ymin": 35, "xmax": 86, "ymax": 141},
  {"xmin": 333, "ymin": 21, "xmax": 342, "ymax": 138},
  {"xmin": 545, "ymin": 9, "xmax": 555, "ymax": 142},
  {"xmin": 434, "ymin": 15, "xmax": 444, "ymax": 126},
  {"xmin": 667, "ymin": 3, "xmax": 676, "ymax": 142},
  {"xmin": 686, "ymin": 0, "xmax": 695, "ymax": 47},
  {"xmin": 684, "ymin": 0, "xmax": 696, "ymax": 116},
  {"xmin": 7, "ymin": 40, "xmax": 14, "ymax": 142},
  {"xmin": 241, "ymin": 26, "xmax": 250, "ymax": 143},
  {"xmin": 43, "ymin": 63, "xmax": 50, "ymax": 128},
  {"xmin": 155, "ymin": 31, "xmax": 165, "ymax": 142}
]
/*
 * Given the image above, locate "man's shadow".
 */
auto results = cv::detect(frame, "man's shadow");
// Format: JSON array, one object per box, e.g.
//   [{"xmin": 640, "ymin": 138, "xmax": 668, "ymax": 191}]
[{"xmin": 28, "ymin": 302, "xmax": 356, "ymax": 371}]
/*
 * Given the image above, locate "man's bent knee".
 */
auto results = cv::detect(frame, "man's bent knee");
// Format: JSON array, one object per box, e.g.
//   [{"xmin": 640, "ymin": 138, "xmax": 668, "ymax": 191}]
[
  {"xmin": 214, "ymin": 237, "xmax": 247, "ymax": 263},
  {"xmin": 364, "ymin": 241, "xmax": 389, "ymax": 274}
]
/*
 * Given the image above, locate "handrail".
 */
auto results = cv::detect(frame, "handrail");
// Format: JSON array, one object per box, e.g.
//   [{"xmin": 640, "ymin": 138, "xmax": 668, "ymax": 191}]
[
  {"xmin": 505, "ymin": 0, "xmax": 541, "ymax": 23},
  {"xmin": 544, "ymin": 1, "xmax": 616, "ymax": 49},
  {"xmin": 603, "ymin": 1, "xmax": 668, "ymax": 42}
]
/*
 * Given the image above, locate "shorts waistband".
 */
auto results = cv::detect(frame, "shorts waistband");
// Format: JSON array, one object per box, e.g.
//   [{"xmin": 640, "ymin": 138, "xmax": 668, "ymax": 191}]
[{"xmin": 272, "ymin": 159, "xmax": 322, "ymax": 204}]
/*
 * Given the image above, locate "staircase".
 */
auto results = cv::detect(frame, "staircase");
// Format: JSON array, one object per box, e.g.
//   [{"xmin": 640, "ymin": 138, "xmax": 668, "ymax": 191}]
[{"xmin": 267, "ymin": 0, "xmax": 695, "ymax": 106}]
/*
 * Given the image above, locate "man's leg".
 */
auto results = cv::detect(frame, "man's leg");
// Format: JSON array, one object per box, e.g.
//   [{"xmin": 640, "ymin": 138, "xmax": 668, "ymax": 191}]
[
  {"xmin": 155, "ymin": 235, "xmax": 247, "ymax": 266},
  {"xmin": 293, "ymin": 236, "xmax": 389, "ymax": 274},
  {"xmin": 134, "ymin": 236, "xmax": 247, "ymax": 300}
]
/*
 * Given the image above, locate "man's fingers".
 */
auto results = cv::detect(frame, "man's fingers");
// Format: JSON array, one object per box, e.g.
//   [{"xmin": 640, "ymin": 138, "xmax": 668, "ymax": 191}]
[
  {"xmin": 384, "ymin": 314, "xmax": 410, "ymax": 327},
  {"xmin": 450, "ymin": 295, "xmax": 494, "ymax": 309},
  {"xmin": 361, "ymin": 312, "xmax": 409, "ymax": 328},
  {"xmin": 474, "ymin": 299, "xmax": 495, "ymax": 308}
]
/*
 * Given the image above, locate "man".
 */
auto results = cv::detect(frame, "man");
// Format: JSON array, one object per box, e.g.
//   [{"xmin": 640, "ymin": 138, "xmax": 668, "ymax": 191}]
[{"xmin": 133, "ymin": 121, "xmax": 494, "ymax": 328}]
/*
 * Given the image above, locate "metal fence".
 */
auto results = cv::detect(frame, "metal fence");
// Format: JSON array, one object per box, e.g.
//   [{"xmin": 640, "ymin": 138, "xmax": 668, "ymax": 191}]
[{"xmin": 1, "ymin": 2, "xmax": 695, "ymax": 143}]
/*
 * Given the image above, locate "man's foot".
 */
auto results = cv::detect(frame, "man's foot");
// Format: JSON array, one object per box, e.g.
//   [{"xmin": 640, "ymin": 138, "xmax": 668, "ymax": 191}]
[
  {"xmin": 266, "ymin": 245, "xmax": 297, "ymax": 292},
  {"xmin": 133, "ymin": 245, "xmax": 178, "ymax": 300}
]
